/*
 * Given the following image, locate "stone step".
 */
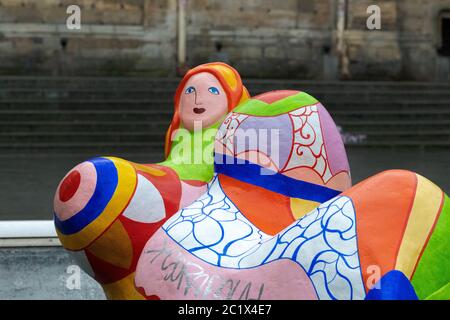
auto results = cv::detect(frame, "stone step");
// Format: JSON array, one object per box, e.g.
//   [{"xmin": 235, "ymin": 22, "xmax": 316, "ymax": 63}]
[
  {"xmin": 0, "ymin": 132, "xmax": 165, "ymax": 143},
  {"xmin": 1, "ymin": 120, "xmax": 448, "ymax": 134},
  {"xmin": 1, "ymin": 140, "xmax": 448, "ymax": 154},
  {"xmin": 0, "ymin": 99, "xmax": 171, "ymax": 105},
  {"xmin": 331, "ymin": 112, "xmax": 450, "ymax": 121},
  {"xmin": 0, "ymin": 100, "xmax": 172, "ymax": 111},
  {"xmin": 328, "ymin": 104, "xmax": 450, "ymax": 113},
  {"xmin": 0, "ymin": 89, "xmax": 174, "ymax": 100},
  {"xmin": 339, "ymin": 122, "xmax": 450, "ymax": 132},
  {"xmin": 0, "ymin": 77, "xmax": 448, "ymax": 151},
  {"xmin": 0, "ymin": 142, "xmax": 163, "ymax": 153},
  {"xmin": 0, "ymin": 121, "xmax": 169, "ymax": 133},
  {"xmin": 0, "ymin": 77, "xmax": 180, "ymax": 89},
  {"xmin": 344, "ymin": 140, "xmax": 450, "ymax": 147},
  {"xmin": 0, "ymin": 100, "xmax": 449, "ymax": 112},
  {"xmin": 250, "ymin": 87, "xmax": 450, "ymax": 96},
  {"xmin": 0, "ymin": 110, "xmax": 174, "ymax": 122},
  {"xmin": 1, "ymin": 77, "xmax": 450, "ymax": 91},
  {"xmin": 1, "ymin": 114, "xmax": 449, "ymax": 124},
  {"xmin": 3, "ymin": 109, "xmax": 449, "ymax": 115},
  {"xmin": 3, "ymin": 128, "xmax": 449, "ymax": 136},
  {"xmin": 0, "ymin": 95, "xmax": 448, "ymax": 106},
  {"xmin": 2, "ymin": 132, "xmax": 448, "ymax": 145},
  {"xmin": 363, "ymin": 134, "xmax": 450, "ymax": 142},
  {"xmin": 338, "ymin": 119, "xmax": 450, "ymax": 125},
  {"xmin": 1, "ymin": 88, "xmax": 450, "ymax": 100},
  {"xmin": 246, "ymin": 80, "xmax": 450, "ymax": 90},
  {"xmin": 331, "ymin": 109, "xmax": 450, "ymax": 115}
]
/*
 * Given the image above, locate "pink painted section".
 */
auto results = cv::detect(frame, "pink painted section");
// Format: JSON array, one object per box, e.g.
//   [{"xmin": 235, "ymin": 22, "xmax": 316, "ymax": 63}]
[
  {"xmin": 317, "ymin": 103, "xmax": 351, "ymax": 179},
  {"xmin": 235, "ymin": 151, "xmax": 279, "ymax": 172},
  {"xmin": 135, "ymin": 229, "xmax": 318, "ymax": 300},
  {"xmin": 179, "ymin": 181, "xmax": 208, "ymax": 209},
  {"xmin": 283, "ymin": 168, "xmax": 351, "ymax": 191},
  {"xmin": 253, "ymin": 90, "xmax": 300, "ymax": 104},
  {"xmin": 54, "ymin": 161, "xmax": 97, "ymax": 221}
]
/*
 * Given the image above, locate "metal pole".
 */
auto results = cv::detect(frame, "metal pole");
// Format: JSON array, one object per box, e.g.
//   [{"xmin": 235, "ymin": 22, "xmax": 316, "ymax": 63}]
[
  {"xmin": 177, "ymin": 0, "xmax": 187, "ymax": 72},
  {"xmin": 336, "ymin": 0, "xmax": 349, "ymax": 79}
]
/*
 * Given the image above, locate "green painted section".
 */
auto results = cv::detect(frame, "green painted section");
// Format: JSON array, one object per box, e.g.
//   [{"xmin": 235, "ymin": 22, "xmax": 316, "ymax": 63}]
[
  {"xmin": 234, "ymin": 92, "xmax": 318, "ymax": 116},
  {"xmin": 233, "ymin": 99, "xmax": 268, "ymax": 115},
  {"xmin": 425, "ymin": 282, "xmax": 450, "ymax": 300},
  {"xmin": 160, "ymin": 122, "xmax": 220, "ymax": 182},
  {"xmin": 411, "ymin": 194, "xmax": 450, "ymax": 300}
]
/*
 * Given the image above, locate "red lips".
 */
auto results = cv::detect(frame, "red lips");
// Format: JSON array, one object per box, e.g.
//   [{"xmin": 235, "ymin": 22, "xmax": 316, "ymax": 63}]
[{"xmin": 193, "ymin": 107, "xmax": 206, "ymax": 114}]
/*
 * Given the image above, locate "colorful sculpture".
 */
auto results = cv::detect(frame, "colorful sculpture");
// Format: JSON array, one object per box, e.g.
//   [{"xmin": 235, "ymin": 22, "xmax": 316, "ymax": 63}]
[
  {"xmin": 53, "ymin": 66, "xmax": 449, "ymax": 300},
  {"xmin": 53, "ymin": 63, "xmax": 249, "ymax": 299},
  {"xmin": 135, "ymin": 90, "xmax": 449, "ymax": 300}
]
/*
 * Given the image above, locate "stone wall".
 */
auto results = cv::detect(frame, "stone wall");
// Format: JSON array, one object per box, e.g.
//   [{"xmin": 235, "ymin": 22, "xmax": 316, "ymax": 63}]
[
  {"xmin": 185, "ymin": 0, "xmax": 335, "ymax": 79},
  {"xmin": 0, "ymin": 0, "xmax": 449, "ymax": 80},
  {"xmin": 344, "ymin": 0, "xmax": 450, "ymax": 81},
  {"xmin": 0, "ymin": 0, "xmax": 177, "ymax": 76}
]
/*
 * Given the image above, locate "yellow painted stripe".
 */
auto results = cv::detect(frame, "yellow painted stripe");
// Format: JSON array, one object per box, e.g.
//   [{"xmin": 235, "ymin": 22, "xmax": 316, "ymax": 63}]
[
  {"xmin": 395, "ymin": 174, "xmax": 443, "ymax": 278},
  {"xmin": 131, "ymin": 163, "xmax": 166, "ymax": 176},
  {"xmin": 290, "ymin": 198, "xmax": 320, "ymax": 220},
  {"xmin": 87, "ymin": 219, "xmax": 133, "ymax": 269},
  {"xmin": 102, "ymin": 272, "xmax": 145, "ymax": 300},
  {"xmin": 58, "ymin": 157, "xmax": 137, "ymax": 251}
]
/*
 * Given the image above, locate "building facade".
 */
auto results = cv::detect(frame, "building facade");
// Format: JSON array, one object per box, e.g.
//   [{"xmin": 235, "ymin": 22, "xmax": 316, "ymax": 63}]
[{"xmin": 0, "ymin": 0, "xmax": 449, "ymax": 80}]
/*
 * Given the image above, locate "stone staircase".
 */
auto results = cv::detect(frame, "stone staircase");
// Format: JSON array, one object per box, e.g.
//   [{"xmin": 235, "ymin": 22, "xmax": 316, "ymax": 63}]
[{"xmin": 1, "ymin": 77, "xmax": 449, "ymax": 157}]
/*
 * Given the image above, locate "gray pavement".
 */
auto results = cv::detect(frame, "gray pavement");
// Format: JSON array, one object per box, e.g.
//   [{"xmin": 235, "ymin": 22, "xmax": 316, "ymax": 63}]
[
  {"xmin": 0, "ymin": 147, "xmax": 449, "ymax": 220},
  {"xmin": 0, "ymin": 247, "xmax": 105, "ymax": 299}
]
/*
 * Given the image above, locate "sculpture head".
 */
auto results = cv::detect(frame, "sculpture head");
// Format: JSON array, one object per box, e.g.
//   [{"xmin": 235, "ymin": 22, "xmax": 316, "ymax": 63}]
[
  {"xmin": 179, "ymin": 72, "xmax": 228, "ymax": 131},
  {"xmin": 165, "ymin": 62, "xmax": 249, "ymax": 157}
]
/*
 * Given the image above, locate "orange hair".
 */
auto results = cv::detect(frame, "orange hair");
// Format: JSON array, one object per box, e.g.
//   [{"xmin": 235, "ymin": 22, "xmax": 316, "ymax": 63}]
[{"xmin": 164, "ymin": 62, "xmax": 249, "ymax": 158}]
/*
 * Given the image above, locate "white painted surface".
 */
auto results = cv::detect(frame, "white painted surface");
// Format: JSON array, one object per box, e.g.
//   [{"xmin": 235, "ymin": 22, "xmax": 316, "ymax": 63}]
[
  {"xmin": 122, "ymin": 174, "xmax": 166, "ymax": 223},
  {"xmin": 0, "ymin": 220, "xmax": 57, "ymax": 238}
]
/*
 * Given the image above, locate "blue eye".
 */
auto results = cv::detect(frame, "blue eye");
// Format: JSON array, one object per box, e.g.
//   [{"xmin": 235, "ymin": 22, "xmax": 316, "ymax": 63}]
[
  {"xmin": 208, "ymin": 87, "xmax": 220, "ymax": 95},
  {"xmin": 185, "ymin": 86, "xmax": 195, "ymax": 94}
]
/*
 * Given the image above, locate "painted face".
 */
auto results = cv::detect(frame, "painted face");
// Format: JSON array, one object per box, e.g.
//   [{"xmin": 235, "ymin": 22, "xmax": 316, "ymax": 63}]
[{"xmin": 179, "ymin": 72, "xmax": 228, "ymax": 131}]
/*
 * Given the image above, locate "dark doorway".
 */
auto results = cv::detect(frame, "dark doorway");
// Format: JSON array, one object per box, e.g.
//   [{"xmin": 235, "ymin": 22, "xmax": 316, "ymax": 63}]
[{"xmin": 438, "ymin": 15, "xmax": 450, "ymax": 56}]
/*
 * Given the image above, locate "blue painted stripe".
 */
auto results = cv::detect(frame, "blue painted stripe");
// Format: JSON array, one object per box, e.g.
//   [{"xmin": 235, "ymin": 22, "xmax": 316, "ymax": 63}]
[
  {"xmin": 365, "ymin": 270, "xmax": 419, "ymax": 300},
  {"xmin": 54, "ymin": 157, "xmax": 118, "ymax": 235},
  {"xmin": 214, "ymin": 155, "xmax": 340, "ymax": 203}
]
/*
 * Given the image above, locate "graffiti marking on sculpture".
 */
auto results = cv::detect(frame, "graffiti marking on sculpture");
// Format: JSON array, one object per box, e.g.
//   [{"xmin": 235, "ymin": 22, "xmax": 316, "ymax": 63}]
[{"xmin": 141, "ymin": 239, "xmax": 265, "ymax": 300}]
